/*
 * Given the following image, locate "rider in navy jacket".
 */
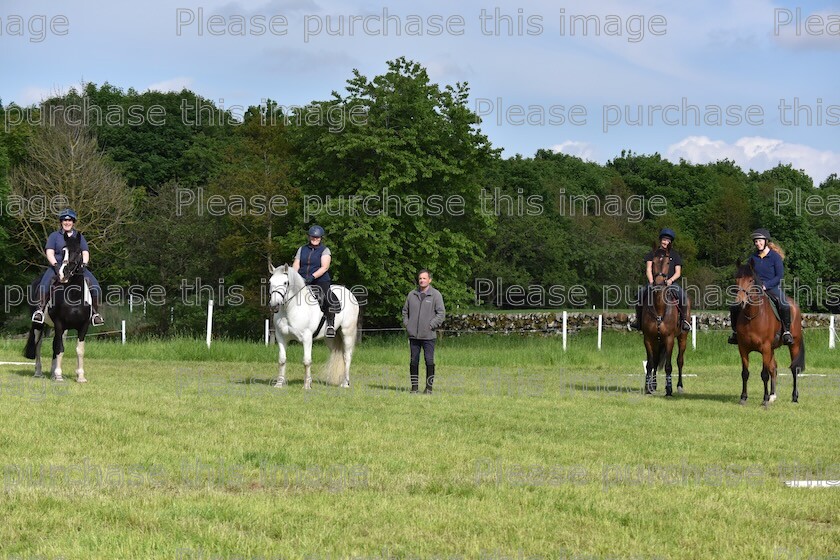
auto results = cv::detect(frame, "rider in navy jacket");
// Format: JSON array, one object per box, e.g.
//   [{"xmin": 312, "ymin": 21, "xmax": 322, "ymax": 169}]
[
  {"xmin": 728, "ymin": 229, "xmax": 793, "ymax": 346},
  {"xmin": 293, "ymin": 225, "xmax": 337, "ymax": 337}
]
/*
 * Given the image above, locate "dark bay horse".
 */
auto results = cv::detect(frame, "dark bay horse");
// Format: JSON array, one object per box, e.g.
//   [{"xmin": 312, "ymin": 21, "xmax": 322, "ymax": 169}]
[
  {"xmin": 641, "ymin": 248, "xmax": 688, "ymax": 396},
  {"xmin": 734, "ymin": 262, "xmax": 804, "ymax": 405},
  {"xmin": 24, "ymin": 232, "xmax": 92, "ymax": 382}
]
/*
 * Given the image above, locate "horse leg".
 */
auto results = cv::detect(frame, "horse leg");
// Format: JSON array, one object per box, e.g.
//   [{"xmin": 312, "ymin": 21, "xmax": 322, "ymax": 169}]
[
  {"xmin": 643, "ymin": 339, "xmax": 655, "ymax": 395},
  {"xmin": 274, "ymin": 337, "xmax": 287, "ymax": 388},
  {"xmin": 664, "ymin": 337, "xmax": 675, "ymax": 397},
  {"xmin": 341, "ymin": 331, "xmax": 354, "ymax": 388},
  {"xmin": 676, "ymin": 332, "xmax": 687, "ymax": 394},
  {"xmin": 789, "ymin": 337, "xmax": 802, "ymax": 403},
  {"xmin": 75, "ymin": 339, "xmax": 87, "ymax": 383},
  {"xmin": 33, "ymin": 328, "xmax": 44, "ymax": 378},
  {"xmin": 739, "ymin": 346, "xmax": 750, "ymax": 405},
  {"xmin": 768, "ymin": 355, "xmax": 777, "ymax": 403},
  {"xmin": 52, "ymin": 329, "xmax": 65, "ymax": 382},
  {"xmin": 302, "ymin": 332, "xmax": 313, "ymax": 390},
  {"xmin": 760, "ymin": 347, "xmax": 773, "ymax": 406}
]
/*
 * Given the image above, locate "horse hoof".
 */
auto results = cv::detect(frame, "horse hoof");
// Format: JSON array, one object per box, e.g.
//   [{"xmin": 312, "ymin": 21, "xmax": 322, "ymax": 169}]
[
  {"xmin": 304, "ymin": 383, "xmax": 312, "ymax": 390},
  {"xmin": 76, "ymin": 376, "xmax": 87, "ymax": 383},
  {"xmin": 665, "ymin": 391, "xmax": 673, "ymax": 397},
  {"xmin": 340, "ymin": 382, "xmax": 350, "ymax": 389},
  {"xmin": 677, "ymin": 386, "xmax": 684, "ymax": 394},
  {"xmin": 739, "ymin": 399, "xmax": 747, "ymax": 406},
  {"xmin": 34, "ymin": 372, "xmax": 44, "ymax": 379},
  {"xmin": 53, "ymin": 376, "xmax": 64, "ymax": 383},
  {"xmin": 274, "ymin": 380, "xmax": 286, "ymax": 388},
  {"xmin": 762, "ymin": 400, "xmax": 771, "ymax": 408},
  {"xmin": 769, "ymin": 394, "xmax": 777, "ymax": 403}
]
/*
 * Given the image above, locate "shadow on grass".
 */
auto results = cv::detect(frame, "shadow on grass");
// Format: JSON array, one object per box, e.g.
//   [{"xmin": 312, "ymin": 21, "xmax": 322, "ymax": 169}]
[{"xmin": 236, "ymin": 377, "xmax": 307, "ymax": 387}]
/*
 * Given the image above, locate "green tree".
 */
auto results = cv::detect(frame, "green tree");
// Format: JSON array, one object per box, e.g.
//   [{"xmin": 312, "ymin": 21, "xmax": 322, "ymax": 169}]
[{"xmin": 285, "ymin": 58, "xmax": 497, "ymax": 320}]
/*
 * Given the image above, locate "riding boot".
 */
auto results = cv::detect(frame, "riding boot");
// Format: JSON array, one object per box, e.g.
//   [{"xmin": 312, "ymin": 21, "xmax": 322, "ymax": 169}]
[
  {"xmin": 779, "ymin": 303, "xmax": 794, "ymax": 346},
  {"xmin": 409, "ymin": 364, "xmax": 419, "ymax": 393},
  {"xmin": 679, "ymin": 301, "xmax": 691, "ymax": 332},
  {"xmin": 325, "ymin": 311, "xmax": 336, "ymax": 338},
  {"xmin": 728, "ymin": 305, "xmax": 739, "ymax": 344},
  {"xmin": 31, "ymin": 292, "xmax": 48, "ymax": 324},
  {"xmin": 423, "ymin": 364, "xmax": 435, "ymax": 394},
  {"xmin": 91, "ymin": 294, "xmax": 105, "ymax": 327}
]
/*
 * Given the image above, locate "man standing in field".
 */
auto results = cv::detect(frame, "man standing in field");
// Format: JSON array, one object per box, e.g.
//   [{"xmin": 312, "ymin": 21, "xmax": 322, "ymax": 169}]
[{"xmin": 402, "ymin": 269, "xmax": 446, "ymax": 394}]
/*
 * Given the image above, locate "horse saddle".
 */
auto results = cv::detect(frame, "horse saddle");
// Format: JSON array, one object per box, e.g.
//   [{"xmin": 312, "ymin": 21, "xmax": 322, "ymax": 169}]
[
  {"xmin": 765, "ymin": 293, "xmax": 782, "ymax": 324},
  {"xmin": 306, "ymin": 284, "xmax": 342, "ymax": 314}
]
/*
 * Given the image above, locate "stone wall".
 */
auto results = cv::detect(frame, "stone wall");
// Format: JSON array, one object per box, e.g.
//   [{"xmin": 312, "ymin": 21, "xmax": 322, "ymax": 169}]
[{"xmin": 441, "ymin": 312, "xmax": 835, "ymax": 334}]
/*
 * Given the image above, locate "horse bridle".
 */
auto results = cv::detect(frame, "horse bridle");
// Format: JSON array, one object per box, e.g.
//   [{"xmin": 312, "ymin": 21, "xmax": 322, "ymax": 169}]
[
  {"xmin": 269, "ymin": 276, "xmax": 307, "ymax": 311},
  {"xmin": 736, "ymin": 281, "xmax": 765, "ymax": 321},
  {"xmin": 57, "ymin": 247, "xmax": 83, "ymax": 282}
]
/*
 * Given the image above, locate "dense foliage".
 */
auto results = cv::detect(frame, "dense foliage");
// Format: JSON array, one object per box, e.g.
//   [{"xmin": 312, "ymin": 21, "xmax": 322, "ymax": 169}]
[{"xmin": 1, "ymin": 60, "xmax": 837, "ymax": 335}]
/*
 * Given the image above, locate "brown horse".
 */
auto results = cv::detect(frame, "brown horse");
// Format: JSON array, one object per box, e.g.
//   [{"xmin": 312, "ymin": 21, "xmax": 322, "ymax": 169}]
[
  {"xmin": 733, "ymin": 262, "xmax": 804, "ymax": 405},
  {"xmin": 641, "ymin": 248, "xmax": 688, "ymax": 396}
]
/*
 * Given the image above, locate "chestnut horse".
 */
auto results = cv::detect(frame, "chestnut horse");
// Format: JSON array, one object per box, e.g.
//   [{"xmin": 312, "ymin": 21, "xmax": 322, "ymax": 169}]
[
  {"xmin": 734, "ymin": 262, "xmax": 804, "ymax": 405},
  {"xmin": 641, "ymin": 248, "xmax": 688, "ymax": 396}
]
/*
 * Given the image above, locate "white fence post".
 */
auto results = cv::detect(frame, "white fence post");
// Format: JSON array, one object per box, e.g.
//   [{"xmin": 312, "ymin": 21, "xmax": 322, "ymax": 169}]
[
  {"xmin": 830, "ymin": 315, "xmax": 836, "ymax": 350},
  {"xmin": 692, "ymin": 315, "xmax": 697, "ymax": 350},
  {"xmin": 597, "ymin": 314, "xmax": 603, "ymax": 350},
  {"xmin": 265, "ymin": 319, "xmax": 270, "ymax": 346},
  {"xmin": 562, "ymin": 311, "xmax": 567, "ymax": 352},
  {"xmin": 206, "ymin": 300, "xmax": 214, "ymax": 349},
  {"xmin": 121, "ymin": 320, "xmax": 126, "ymax": 345}
]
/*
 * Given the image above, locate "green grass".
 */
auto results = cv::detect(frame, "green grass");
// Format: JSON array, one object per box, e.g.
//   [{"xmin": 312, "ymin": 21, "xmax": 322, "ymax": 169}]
[{"xmin": 0, "ymin": 331, "xmax": 837, "ymax": 559}]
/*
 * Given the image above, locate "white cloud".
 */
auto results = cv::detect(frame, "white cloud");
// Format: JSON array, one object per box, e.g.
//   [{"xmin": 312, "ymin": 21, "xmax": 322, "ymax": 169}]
[
  {"xmin": 666, "ymin": 135, "xmax": 840, "ymax": 183},
  {"xmin": 551, "ymin": 141, "xmax": 597, "ymax": 161},
  {"xmin": 146, "ymin": 77, "xmax": 195, "ymax": 93}
]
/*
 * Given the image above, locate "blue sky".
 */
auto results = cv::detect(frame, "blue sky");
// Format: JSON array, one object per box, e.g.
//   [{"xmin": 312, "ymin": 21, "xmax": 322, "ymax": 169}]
[{"xmin": 2, "ymin": 0, "xmax": 839, "ymax": 182}]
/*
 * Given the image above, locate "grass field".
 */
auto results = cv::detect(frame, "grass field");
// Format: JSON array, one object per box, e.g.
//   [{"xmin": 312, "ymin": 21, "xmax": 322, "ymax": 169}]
[{"xmin": 0, "ymin": 330, "xmax": 838, "ymax": 559}]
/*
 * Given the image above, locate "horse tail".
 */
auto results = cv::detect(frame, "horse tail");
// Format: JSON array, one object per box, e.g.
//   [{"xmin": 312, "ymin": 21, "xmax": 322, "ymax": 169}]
[
  {"xmin": 324, "ymin": 342, "xmax": 346, "ymax": 386},
  {"xmin": 791, "ymin": 335, "xmax": 805, "ymax": 374},
  {"xmin": 657, "ymin": 341, "xmax": 668, "ymax": 370},
  {"xmin": 24, "ymin": 326, "xmax": 37, "ymax": 359}
]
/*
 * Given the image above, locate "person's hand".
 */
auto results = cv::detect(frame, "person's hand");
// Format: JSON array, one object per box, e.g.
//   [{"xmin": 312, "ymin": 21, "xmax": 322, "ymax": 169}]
[
  {"xmin": 666, "ymin": 279, "xmax": 672, "ymax": 286},
  {"xmin": 304, "ymin": 274, "xmax": 315, "ymax": 284}
]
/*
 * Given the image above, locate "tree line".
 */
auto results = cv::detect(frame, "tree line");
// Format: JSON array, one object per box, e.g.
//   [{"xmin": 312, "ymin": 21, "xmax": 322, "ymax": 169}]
[{"xmin": 1, "ymin": 57, "xmax": 838, "ymax": 337}]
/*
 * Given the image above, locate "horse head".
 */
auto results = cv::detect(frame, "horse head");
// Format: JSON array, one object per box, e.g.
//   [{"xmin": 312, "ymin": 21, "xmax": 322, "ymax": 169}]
[
  {"xmin": 651, "ymin": 247, "xmax": 670, "ymax": 286},
  {"xmin": 734, "ymin": 260, "xmax": 761, "ymax": 308},
  {"xmin": 57, "ymin": 232, "xmax": 84, "ymax": 284}
]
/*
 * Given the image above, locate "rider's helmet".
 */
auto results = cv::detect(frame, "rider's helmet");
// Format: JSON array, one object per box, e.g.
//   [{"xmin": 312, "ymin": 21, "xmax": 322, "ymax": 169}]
[
  {"xmin": 58, "ymin": 209, "xmax": 77, "ymax": 222},
  {"xmin": 659, "ymin": 228, "xmax": 676, "ymax": 242},
  {"xmin": 308, "ymin": 224, "xmax": 325, "ymax": 238},
  {"xmin": 751, "ymin": 228, "xmax": 771, "ymax": 241}
]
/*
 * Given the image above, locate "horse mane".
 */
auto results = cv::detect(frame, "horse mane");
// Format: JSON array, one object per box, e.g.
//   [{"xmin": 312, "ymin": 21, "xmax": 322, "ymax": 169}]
[{"xmin": 735, "ymin": 262, "xmax": 754, "ymax": 279}]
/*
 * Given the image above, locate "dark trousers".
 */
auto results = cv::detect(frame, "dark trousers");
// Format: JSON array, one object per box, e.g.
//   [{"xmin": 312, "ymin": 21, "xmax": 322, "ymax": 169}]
[{"xmin": 409, "ymin": 338, "xmax": 436, "ymax": 366}]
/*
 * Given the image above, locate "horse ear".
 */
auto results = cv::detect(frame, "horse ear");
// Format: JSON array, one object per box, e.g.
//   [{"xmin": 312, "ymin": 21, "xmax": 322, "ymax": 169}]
[{"xmin": 268, "ymin": 263, "xmax": 275, "ymax": 274}]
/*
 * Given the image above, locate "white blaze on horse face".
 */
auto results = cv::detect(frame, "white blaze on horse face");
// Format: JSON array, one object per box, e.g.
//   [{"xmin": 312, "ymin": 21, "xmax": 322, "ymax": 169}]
[{"xmin": 58, "ymin": 248, "xmax": 70, "ymax": 282}]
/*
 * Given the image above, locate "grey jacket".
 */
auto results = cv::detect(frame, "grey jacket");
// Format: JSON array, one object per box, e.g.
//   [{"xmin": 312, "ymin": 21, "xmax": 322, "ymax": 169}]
[{"xmin": 402, "ymin": 286, "xmax": 446, "ymax": 340}]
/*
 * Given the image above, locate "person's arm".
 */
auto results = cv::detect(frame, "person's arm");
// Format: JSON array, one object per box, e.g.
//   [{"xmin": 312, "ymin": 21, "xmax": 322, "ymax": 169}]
[
  {"xmin": 766, "ymin": 254, "xmax": 783, "ymax": 289},
  {"xmin": 46, "ymin": 248, "xmax": 58, "ymax": 268},
  {"xmin": 668, "ymin": 265, "xmax": 681, "ymax": 285},
  {"xmin": 292, "ymin": 258, "xmax": 300, "ymax": 272},
  {"xmin": 402, "ymin": 295, "xmax": 411, "ymax": 327},
  {"xmin": 645, "ymin": 260, "xmax": 654, "ymax": 285},
  {"xmin": 313, "ymin": 254, "xmax": 332, "ymax": 279},
  {"xmin": 430, "ymin": 291, "xmax": 446, "ymax": 329},
  {"xmin": 82, "ymin": 250, "xmax": 90, "ymax": 266}
]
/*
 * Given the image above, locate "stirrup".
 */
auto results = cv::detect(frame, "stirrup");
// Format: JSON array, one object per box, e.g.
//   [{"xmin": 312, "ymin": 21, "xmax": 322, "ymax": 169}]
[
  {"xmin": 32, "ymin": 309, "xmax": 45, "ymax": 324},
  {"xmin": 91, "ymin": 313, "xmax": 105, "ymax": 326},
  {"xmin": 782, "ymin": 331, "xmax": 793, "ymax": 345},
  {"xmin": 681, "ymin": 320, "xmax": 691, "ymax": 332},
  {"xmin": 325, "ymin": 325, "xmax": 336, "ymax": 338}
]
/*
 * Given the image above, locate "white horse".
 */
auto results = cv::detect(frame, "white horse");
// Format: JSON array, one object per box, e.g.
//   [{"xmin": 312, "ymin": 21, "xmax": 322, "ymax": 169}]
[{"xmin": 268, "ymin": 264, "xmax": 360, "ymax": 389}]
